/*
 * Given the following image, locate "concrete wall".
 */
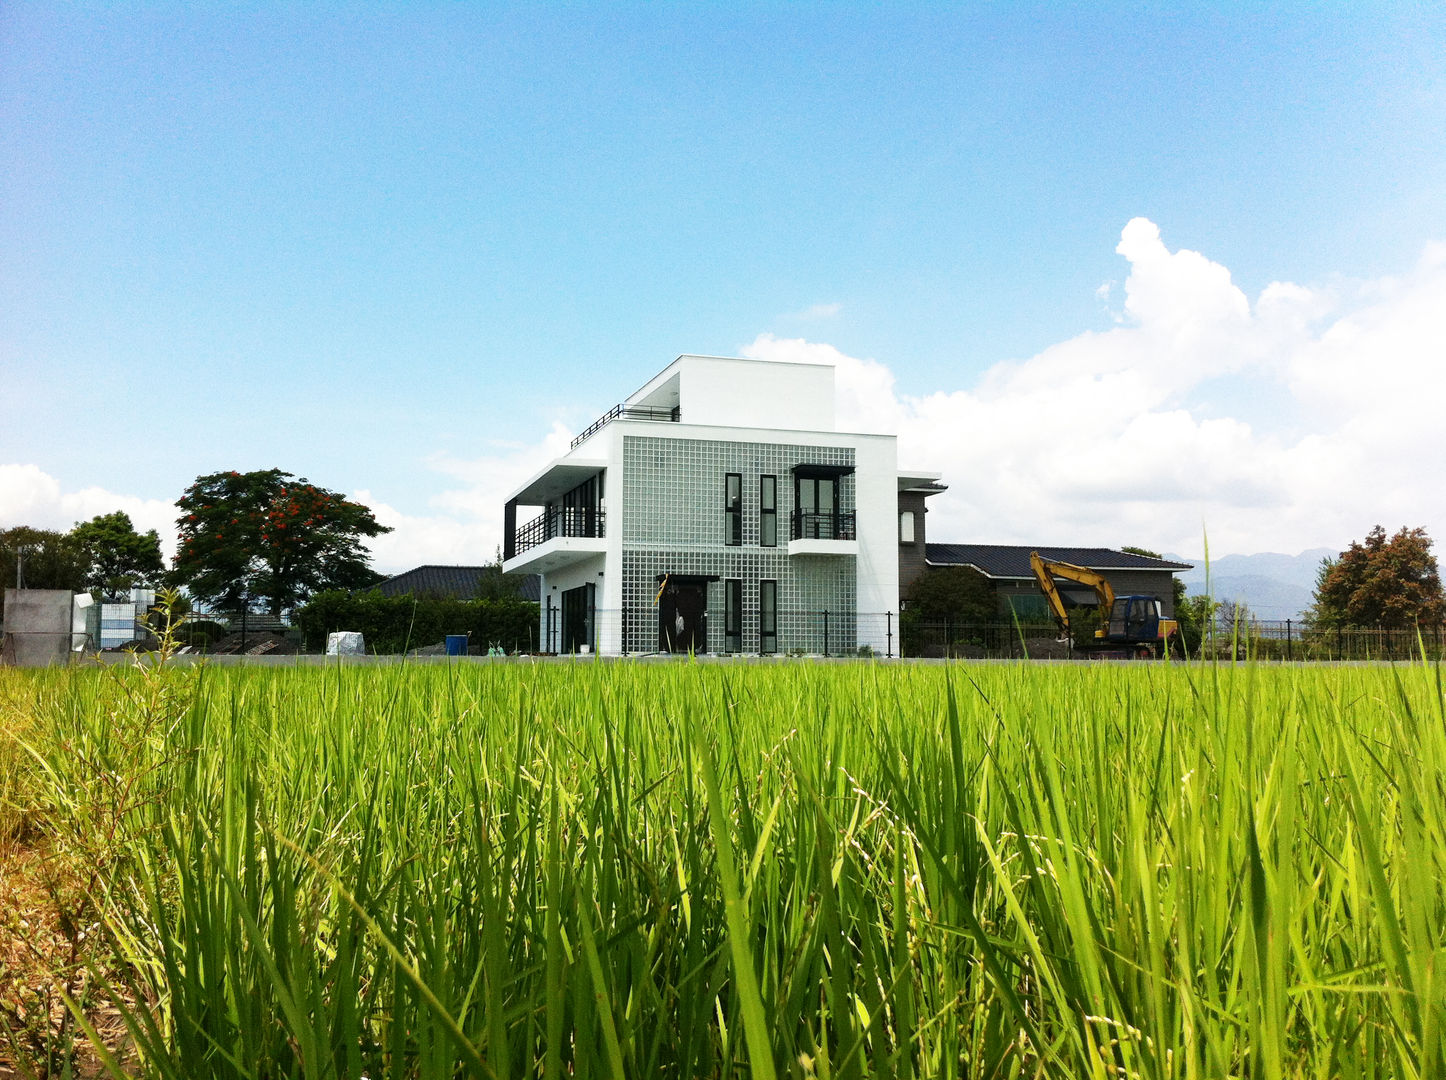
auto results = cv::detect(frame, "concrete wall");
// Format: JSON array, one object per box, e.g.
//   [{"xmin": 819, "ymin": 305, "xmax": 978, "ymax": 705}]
[
  {"xmin": 536, "ymin": 554, "xmax": 607, "ymax": 654},
  {"xmin": 1, "ymin": 589, "xmax": 75, "ymax": 667},
  {"xmin": 630, "ymin": 355, "xmax": 836, "ymax": 432},
  {"xmin": 897, "ymin": 492, "xmax": 930, "ymax": 597}
]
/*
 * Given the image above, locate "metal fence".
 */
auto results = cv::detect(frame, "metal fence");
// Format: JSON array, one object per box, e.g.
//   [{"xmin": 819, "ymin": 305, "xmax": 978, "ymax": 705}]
[
  {"xmin": 1201, "ymin": 618, "xmax": 1445, "ymax": 661},
  {"xmin": 526, "ymin": 608, "xmax": 1446, "ymax": 661}
]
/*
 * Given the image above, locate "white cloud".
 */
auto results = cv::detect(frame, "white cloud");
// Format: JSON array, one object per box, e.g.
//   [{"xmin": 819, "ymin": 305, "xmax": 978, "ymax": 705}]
[
  {"xmin": 0, "ymin": 422, "xmax": 574, "ymax": 576},
  {"xmin": 745, "ymin": 219, "xmax": 1446, "ymax": 558},
  {"xmin": 0, "ymin": 464, "xmax": 179, "ymax": 558},
  {"xmin": 6, "ymin": 221, "xmax": 1443, "ymax": 568},
  {"xmin": 355, "ymin": 422, "xmax": 573, "ymax": 573}
]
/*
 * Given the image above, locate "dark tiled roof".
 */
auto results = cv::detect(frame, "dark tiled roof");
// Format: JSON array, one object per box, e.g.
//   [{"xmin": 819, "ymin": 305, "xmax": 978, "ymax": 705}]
[
  {"xmin": 925, "ymin": 544, "xmax": 1192, "ymax": 580},
  {"xmin": 376, "ymin": 565, "xmax": 541, "ymax": 602}
]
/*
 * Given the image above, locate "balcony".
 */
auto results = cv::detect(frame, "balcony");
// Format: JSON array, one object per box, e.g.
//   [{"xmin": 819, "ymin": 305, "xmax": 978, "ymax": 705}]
[
  {"xmin": 571, "ymin": 403, "xmax": 680, "ymax": 449},
  {"xmin": 791, "ymin": 510, "xmax": 855, "ymax": 541},
  {"xmin": 788, "ymin": 509, "xmax": 857, "ymax": 557},
  {"xmin": 515, "ymin": 506, "xmax": 604, "ymax": 554},
  {"xmin": 504, "ymin": 506, "xmax": 607, "ymax": 574}
]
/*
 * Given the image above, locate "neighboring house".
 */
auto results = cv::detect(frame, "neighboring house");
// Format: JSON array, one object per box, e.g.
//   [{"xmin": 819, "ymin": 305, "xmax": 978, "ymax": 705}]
[
  {"xmin": 898, "ymin": 476, "xmax": 949, "ymax": 597},
  {"xmin": 922, "ymin": 544, "xmax": 1192, "ymax": 618},
  {"xmin": 376, "ymin": 564, "xmax": 541, "ymax": 602},
  {"xmin": 502, "ymin": 354, "xmax": 939, "ymax": 655}
]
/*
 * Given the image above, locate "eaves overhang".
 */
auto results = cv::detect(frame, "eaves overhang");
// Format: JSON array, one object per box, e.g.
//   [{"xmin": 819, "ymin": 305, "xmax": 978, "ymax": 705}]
[
  {"xmin": 506, "ymin": 458, "xmax": 607, "ymax": 506},
  {"xmin": 898, "ymin": 470, "xmax": 946, "ymax": 494}
]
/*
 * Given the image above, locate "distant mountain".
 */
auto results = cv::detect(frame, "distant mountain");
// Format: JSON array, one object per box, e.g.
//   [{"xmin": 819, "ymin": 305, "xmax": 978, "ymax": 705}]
[{"xmin": 1165, "ymin": 548, "xmax": 1336, "ymax": 621}]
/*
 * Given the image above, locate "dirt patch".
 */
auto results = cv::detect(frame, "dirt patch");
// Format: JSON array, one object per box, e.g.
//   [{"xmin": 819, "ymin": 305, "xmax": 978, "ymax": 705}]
[{"xmin": 0, "ymin": 838, "xmax": 135, "ymax": 1079}]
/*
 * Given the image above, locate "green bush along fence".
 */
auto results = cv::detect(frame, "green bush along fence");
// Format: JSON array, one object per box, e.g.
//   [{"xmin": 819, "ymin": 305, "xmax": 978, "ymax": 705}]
[{"xmin": 293, "ymin": 590, "xmax": 539, "ymax": 654}]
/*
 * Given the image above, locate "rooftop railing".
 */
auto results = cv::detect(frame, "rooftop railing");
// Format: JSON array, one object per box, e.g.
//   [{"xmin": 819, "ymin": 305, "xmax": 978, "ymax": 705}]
[{"xmin": 570, "ymin": 404, "xmax": 680, "ymax": 449}]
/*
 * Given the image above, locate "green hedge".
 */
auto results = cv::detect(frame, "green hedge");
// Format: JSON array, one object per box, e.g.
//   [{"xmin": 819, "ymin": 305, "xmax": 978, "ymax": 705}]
[{"xmin": 294, "ymin": 591, "xmax": 539, "ymax": 654}]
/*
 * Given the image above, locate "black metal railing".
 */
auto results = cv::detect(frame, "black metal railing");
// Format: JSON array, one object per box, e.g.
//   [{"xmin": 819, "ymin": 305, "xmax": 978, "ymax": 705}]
[
  {"xmin": 790, "ymin": 510, "xmax": 856, "ymax": 541},
  {"xmin": 571, "ymin": 404, "xmax": 680, "ymax": 449},
  {"xmin": 513, "ymin": 507, "xmax": 606, "ymax": 555}
]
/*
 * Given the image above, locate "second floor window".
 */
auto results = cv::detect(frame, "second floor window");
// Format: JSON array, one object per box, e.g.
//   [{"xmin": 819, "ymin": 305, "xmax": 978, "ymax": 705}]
[
  {"xmin": 725, "ymin": 473, "xmax": 742, "ymax": 545},
  {"xmin": 760, "ymin": 475, "xmax": 777, "ymax": 547}
]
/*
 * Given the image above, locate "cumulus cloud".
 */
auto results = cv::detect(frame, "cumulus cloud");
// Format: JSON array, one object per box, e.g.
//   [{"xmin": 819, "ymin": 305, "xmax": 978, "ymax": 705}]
[
  {"xmin": 0, "ymin": 423, "xmax": 573, "ymax": 576},
  {"xmin": 5, "ymin": 220, "xmax": 1442, "ymax": 566},
  {"xmin": 355, "ymin": 422, "xmax": 573, "ymax": 572},
  {"xmin": 744, "ymin": 218, "xmax": 1446, "ymax": 558},
  {"xmin": 0, "ymin": 464, "xmax": 179, "ymax": 558}
]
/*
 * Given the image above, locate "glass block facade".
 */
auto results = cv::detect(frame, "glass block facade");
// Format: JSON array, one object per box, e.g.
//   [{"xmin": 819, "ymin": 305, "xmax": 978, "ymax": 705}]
[{"xmin": 619, "ymin": 435, "xmax": 856, "ymax": 654}]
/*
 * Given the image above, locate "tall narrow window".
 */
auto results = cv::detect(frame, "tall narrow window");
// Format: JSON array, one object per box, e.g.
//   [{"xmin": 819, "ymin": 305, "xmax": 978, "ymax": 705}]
[
  {"xmin": 724, "ymin": 579, "xmax": 742, "ymax": 653},
  {"xmin": 760, "ymin": 475, "xmax": 777, "ymax": 547},
  {"xmin": 899, "ymin": 510, "xmax": 916, "ymax": 544},
  {"xmin": 725, "ymin": 473, "xmax": 742, "ymax": 546},
  {"xmin": 759, "ymin": 580, "xmax": 777, "ymax": 654}
]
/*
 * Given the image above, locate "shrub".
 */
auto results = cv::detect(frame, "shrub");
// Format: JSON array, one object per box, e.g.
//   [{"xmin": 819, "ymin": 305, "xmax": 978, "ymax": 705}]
[{"xmin": 294, "ymin": 590, "xmax": 539, "ymax": 654}]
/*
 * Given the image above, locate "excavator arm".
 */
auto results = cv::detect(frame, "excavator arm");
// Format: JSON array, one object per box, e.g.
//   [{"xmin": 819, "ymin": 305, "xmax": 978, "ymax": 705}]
[{"xmin": 1029, "ymin": 551, "xmax": 1116, "ymax": 636}]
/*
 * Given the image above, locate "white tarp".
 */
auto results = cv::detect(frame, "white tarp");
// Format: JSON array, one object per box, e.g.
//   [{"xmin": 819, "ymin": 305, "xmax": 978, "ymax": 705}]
[
  {"xmin": 72, "ymin": 593, "xmax": 94, "ymax": 651},
  {"xmin": 326, "ymin": 631, "xmax": 365, "ymax": 656}
]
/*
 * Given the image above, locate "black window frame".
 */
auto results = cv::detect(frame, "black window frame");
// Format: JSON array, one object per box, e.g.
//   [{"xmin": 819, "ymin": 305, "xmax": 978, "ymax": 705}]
[
  {"xmin": 794, "ymin": 475, "xmax": 837, "ymax": 539},
  {"xmin": 759, "ymin": 579, "xmax": 777, "ymax": 654},
  {"xmin": 724, "ymin": 578, "xmax": 742, "ymax": 653},
  {"xmin": 725, "ymin": 472, "xmax": 743, "ymax": 546},
  {"xmin": 760, "ymin": 474, "xmax": 777, "ymax": 547}
]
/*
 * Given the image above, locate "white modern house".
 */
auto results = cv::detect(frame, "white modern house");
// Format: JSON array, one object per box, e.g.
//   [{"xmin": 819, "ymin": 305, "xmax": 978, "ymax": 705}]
[{"xmin": 502, "ymin": 354, "xmax": 940, "ymax": 655}]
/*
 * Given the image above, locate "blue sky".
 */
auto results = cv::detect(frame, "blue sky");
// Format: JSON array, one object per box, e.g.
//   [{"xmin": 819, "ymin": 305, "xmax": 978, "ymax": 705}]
[{"xmin": 3, "ymin": 3, "xmax": 1445, "ymax": 567}]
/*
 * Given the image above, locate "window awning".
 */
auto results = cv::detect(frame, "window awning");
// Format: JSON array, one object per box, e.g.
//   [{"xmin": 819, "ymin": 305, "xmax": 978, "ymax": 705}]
[{"xmin": 792, "ymin": 464, "xmax": 854, "ymax": 479}]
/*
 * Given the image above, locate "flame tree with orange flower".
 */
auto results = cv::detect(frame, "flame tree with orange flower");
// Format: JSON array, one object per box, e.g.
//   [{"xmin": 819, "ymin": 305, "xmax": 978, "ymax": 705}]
[{"xmin": 173, "ymin": 469, "xmax": 391, "ymax": 617}]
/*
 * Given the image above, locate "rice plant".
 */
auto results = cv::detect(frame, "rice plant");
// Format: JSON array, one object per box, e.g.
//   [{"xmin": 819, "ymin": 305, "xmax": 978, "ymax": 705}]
[{"xmin": 2, "ymin": 656, "xmax": 1442, "ymax": 1078}]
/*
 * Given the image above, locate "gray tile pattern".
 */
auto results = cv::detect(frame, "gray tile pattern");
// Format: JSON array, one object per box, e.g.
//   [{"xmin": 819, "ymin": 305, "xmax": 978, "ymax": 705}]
[{"xmin": 619, "ymin": 435, "xmax": 857, "ymax": 654}]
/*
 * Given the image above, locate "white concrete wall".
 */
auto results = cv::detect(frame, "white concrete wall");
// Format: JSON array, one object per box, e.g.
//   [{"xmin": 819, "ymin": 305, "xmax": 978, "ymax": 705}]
[
  {"xmin": 668, "ymin": 356, "xmax": 836, "ymax": 432},
  {"xmin": 851, "ymin": 434, "xmax": 901, "ymax": 651},
  {"xmin": 536, "ymin": 554, "xmax": 606, "ymax": 653}
]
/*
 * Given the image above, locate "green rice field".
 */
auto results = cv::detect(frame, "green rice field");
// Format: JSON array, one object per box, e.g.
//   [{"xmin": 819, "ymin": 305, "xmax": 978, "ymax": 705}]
[{"xmin": 2, "ymin": 655, "xmax": 1443, "ymax": 1078}]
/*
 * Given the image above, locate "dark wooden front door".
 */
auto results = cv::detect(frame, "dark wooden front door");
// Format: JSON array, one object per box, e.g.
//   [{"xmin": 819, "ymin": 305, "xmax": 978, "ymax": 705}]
[{"xmin": 659, "ymin": 579, "xmax": 708, "ymax": 654}]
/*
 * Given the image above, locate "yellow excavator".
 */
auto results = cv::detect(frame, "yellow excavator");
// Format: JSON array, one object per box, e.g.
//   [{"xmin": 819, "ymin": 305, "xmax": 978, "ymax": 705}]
[{"xmin": 1029, "ymin": 551, "xmax": 1179, "ymax": 658}]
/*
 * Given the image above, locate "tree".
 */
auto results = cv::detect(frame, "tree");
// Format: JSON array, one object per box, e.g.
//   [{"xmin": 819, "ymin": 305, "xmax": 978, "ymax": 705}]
[
  {"xmin": 1309, "ymin": 525, "xmax": 1445, "ymax": 629},
  {"xmin": 69, "ymin": 511, "xmax": 165, "ymax": 598},
  {"xmin": 0, "ymin": 526, "xmax": 89, "ymax": 620},
  {"xmin": 905, "ymin": 566, "xmax": 997, "ymax": 623},
  {"xmin": 1216, "ymin": 599, "xmax": 1252, "ymax": 630},
  {"xmin": 475, "ymin": 548, "xmax": 523, "ymax": 601},
  {"xmin": 172, "ymin": 469, "xmax": 391, "ymax": 617},
  {"xmin": 1174, "ymin": 593, "xmax": 1218, "ymax": 655}
]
